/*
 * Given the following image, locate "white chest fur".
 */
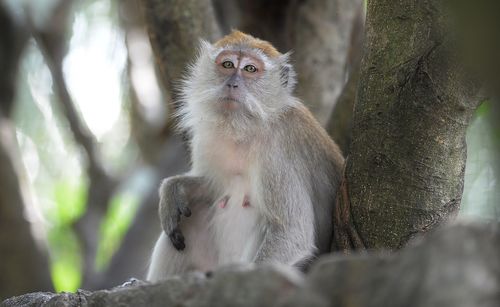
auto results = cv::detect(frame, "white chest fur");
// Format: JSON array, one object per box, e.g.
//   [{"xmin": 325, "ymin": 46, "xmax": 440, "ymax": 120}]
[
  {"xmin": 210, "ymin": 176, "xmax": 264, "ymax": 264},
  {"xmin": 192, "ymin": 128, "xmax": 265, "ymax": 265}
]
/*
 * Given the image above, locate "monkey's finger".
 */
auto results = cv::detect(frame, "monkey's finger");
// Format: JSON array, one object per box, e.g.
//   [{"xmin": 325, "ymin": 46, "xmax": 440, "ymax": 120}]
[
  {"xmin": 169, "ymin": 233, "xmax": 185, "ymax": 250},
  {"xmin": 169, "ymin": 229, "xmax": 186, "ymax": 251},
  {"xmin": 162, "ymin": 211, "xmax": 180, "ymax": 237}
]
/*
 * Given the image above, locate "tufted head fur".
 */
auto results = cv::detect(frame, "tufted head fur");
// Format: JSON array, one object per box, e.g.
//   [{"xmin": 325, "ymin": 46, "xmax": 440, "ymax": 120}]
[
  {"xmin": 177, "ymin": 30, "xmax": 298, "ymax": 139},
  {"xmin": 214, "ymin": 30, "xmax": 282, "ymax": 59}
]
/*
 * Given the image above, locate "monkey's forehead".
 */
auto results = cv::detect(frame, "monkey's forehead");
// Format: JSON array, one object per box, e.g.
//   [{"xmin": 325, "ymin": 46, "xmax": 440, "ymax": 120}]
[
  {"xmin": 214, "ymin": 30, "xmax": 282, "ymax": 58},
  {"xmin": 213, "ymin": 45, "xmax": 278, "ymax": 68}
]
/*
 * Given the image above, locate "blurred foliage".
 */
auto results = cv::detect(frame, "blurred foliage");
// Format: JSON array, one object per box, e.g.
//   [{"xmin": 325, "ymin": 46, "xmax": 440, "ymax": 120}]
[
  {"xmin": 14, "ymin": 38, "xmax": 85, "ymax": 292},
  {"xmin": 95, "ymin": 192, "xmax": 139, "ymax": 271},
  {"xmin": 49, "ymin": 179, "xmax": 87, "ymax": 292},
  {"xmin": 48, "ymin": 226, "xmax": 82, "ymax": 292},
  {"xmin": 12, "ymin": 0, "xmax": 140, "ymax": 292},
  {"xmin": 51, "ymin": 179, "xmax": 87, "ymax": 224}
]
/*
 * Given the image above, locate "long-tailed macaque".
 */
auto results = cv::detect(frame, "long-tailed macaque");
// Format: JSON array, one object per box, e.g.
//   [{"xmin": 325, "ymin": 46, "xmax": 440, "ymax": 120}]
[{"xmin": 147, "ymin": 31, "xmax": 344, "ymax": 281}]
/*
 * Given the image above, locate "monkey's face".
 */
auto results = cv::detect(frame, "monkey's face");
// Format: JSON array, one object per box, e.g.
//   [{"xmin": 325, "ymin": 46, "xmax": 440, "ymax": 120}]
[
  {"xmin": 214, "ymin": 50, "xmax": 265, "ymax": 113},
  {"xmin": 179, "ymin": 41, "xmax": 296, "ymax": 129}
]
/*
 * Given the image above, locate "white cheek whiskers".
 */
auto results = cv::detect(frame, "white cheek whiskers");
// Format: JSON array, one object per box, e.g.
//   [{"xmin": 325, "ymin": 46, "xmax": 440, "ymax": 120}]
[{"xmin": 244, "ymin": 94, "xmax": 268, "ymax": 121}]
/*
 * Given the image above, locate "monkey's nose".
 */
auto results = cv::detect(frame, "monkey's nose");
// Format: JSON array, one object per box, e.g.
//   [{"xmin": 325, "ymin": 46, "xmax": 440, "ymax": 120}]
[{"xmin": 227, "ymin": 83, "xmax": 238, "ymax": 89}]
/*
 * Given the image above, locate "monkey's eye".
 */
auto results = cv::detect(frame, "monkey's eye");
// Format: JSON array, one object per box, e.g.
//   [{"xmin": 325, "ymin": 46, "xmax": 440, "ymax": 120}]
[
  {"xmin": 243, "ymin": 65, "xmax": 257, "ymax": 73},
  {"xmin": 222, "ymin": 61, "xmax": 234, "ymax": 69}
]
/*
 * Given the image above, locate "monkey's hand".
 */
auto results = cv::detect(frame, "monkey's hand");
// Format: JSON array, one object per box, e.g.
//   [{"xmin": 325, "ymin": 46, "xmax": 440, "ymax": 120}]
[{"xmin": 158, "ymin": 176, "xmax": 203, "ymax": 251}]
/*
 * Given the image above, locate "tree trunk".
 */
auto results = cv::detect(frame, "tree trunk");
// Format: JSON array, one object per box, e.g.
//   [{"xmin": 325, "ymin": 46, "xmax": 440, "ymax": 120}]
[{"xmin": 334, "ymin": 0, "xmax": 482, "ymax": 251}]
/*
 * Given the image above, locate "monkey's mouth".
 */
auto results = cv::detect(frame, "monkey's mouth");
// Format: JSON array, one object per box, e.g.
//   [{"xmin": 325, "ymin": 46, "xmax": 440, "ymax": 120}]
[{"xmin": 218, "ymin": 97, "xmax": 242, "ymax": 110}]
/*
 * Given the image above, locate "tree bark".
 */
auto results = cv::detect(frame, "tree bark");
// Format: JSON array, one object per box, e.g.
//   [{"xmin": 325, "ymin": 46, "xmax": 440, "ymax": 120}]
[{"xmin": 334, "ymin": 0, "xmax": 482, "ymax": 251}]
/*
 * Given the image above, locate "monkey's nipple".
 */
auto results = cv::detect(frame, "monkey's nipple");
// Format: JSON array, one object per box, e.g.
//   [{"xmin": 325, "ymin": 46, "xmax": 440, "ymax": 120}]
[
  {"xmin": 242, "ymin": 195, "xmax": 250, "ymax": 208},
  {"xmin": 218, "ymin": 195, "xmax": 229, "ymax": 209}
]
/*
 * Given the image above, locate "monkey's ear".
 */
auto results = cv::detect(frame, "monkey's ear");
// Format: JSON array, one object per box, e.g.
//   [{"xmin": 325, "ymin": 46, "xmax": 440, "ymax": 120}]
[
  {"xmin": 196, "ymin": 39, "xmax": 216, "ymax": 58},
  {"xmin": 279, "ymin": 52, "xmax": 297, "ymax": 93}
]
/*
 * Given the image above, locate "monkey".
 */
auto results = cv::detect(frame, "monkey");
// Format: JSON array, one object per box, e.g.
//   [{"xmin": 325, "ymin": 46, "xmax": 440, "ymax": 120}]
[{"xmin": 147, "ymin": 31, "xmax": 344, "ymax": 281}]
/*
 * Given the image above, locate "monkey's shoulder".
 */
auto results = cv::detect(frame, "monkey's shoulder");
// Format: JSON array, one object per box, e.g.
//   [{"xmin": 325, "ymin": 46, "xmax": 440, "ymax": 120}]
[{"xmin": 277, "ymin": 105, "xmax": 342, "ymax": 154}]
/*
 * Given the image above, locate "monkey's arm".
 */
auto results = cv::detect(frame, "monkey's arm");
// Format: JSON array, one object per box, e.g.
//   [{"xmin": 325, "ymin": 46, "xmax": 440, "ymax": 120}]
[
  {"xmin": 158, "ymin": 174, "xmax": 213, "ymax": 250},
  {"xmin": 254, "ymin": 169, "xmax": 316, "ymax": 267}
]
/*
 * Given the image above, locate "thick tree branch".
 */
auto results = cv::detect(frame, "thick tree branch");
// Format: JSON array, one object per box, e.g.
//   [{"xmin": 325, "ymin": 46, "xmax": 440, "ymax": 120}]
[{"xmin": 338, "ymin": 0, "xmax": 482, "ymax": 250}]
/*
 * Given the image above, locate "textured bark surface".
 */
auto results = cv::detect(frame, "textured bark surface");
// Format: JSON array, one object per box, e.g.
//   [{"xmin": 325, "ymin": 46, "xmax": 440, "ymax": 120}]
[
  {"xmin": 335, "ymin": 0, "xmax": 482, "ymax": 250},
  {"xmin": 3, "ymin": 223, "xmax": 499, "ymax": 306}
]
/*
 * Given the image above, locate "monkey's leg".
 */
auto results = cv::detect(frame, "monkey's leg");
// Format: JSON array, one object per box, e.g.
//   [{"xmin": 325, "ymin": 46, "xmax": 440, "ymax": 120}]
[
  {"xmin": 254, "ymin": 218, "xmax": 316, "ymax": 267},
  {"xmin": 159, "ymin": 175, "xmax": 212, "ymax": 250},
  {"xmin": 147, "ymin": 203, "xmax": 217, "ymax": 281},
  {"xmin": 147, "ymin": 232, "xmax": 189, "ymax": 280},
  {"xmin": 253, "ymin": 171, "xmax": 316, "ymax": 266}
]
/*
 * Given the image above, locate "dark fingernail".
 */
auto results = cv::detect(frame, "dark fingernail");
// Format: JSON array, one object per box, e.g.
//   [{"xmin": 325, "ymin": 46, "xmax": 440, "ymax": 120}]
[{"xmin": 175, "ymin": 240, "xmax": 185, "ymax": 250}]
